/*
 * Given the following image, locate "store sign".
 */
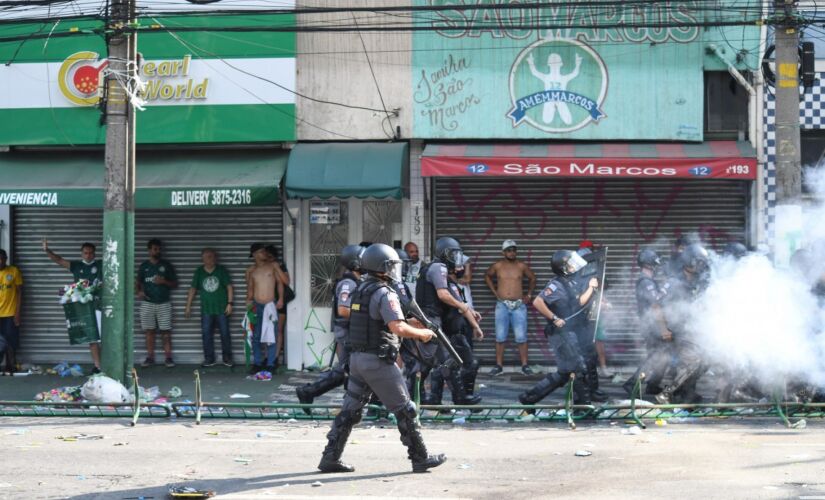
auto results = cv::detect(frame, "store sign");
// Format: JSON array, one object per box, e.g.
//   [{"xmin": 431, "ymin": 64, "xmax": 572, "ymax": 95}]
[
  {"xmin": 0, "ymin": 8, "xmax": 295, "ymax": 145},
  {"xmin": 412, "ymin": 1, "xmax": 758, "ymax": 141},
  {"xmin": 421, "ymin": 156, "xmax": 758, "ymax": 180},
  {"xmin": 310, "ymin": 201, "xmax": 342, "ymax": 224}
]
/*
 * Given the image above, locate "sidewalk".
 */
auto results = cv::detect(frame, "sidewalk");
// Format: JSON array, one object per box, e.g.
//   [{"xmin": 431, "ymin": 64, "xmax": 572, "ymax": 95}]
[{"xmin": 0, "ymin": 363, "xmax": 718, "ymax": 405}]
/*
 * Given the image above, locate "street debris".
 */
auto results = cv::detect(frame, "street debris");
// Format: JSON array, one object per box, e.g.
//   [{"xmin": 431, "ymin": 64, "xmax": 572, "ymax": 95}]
[
  {"xmin": 168, "ymin": 486, "xmax": 215, "ymax": 498},
  {"xmin": 246, "ymin": 370, "xmax": 272, "ymax": 381},
  {"xmin": 80, "ymin": 375, "xmax": 131, "ymax": 403},
  {"xmin": 311, "ymin": 481, "xmax": 323, "ymax": 487},
  {"xmin": 233, "ymin": 457, "xmax": 252, "ymax": 464},
  {"xmin": 167, "ymin": 386, "xmax": 183, "ymax": 398},
  {"xmin": 574, "ymin": 450, "xmax": 592, "ymax": 457},
  {"xmin": 229, "ymin": 393, "xmax": 251, "ymax": 399},
  {"xmin": 622, "ymin": 426, "xmax": 643, "ymax": 435},
  {"xmin": 457, "ymin": 463, "xmax": 472, "ymax": 469}
]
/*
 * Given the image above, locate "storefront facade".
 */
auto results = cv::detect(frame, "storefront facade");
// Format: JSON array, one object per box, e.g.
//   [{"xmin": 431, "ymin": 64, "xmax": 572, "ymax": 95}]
[{"xmin": 0, "ymin": 1, "xmax": 295, "ymax": 364}]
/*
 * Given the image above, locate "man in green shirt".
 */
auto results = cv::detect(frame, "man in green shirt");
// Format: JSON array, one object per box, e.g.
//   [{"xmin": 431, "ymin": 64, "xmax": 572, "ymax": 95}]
[
  {"xmin": 185, "ymin": 248, "xmax": 234, "ymax": 367},
  {"xmin": 136, "ymin": 238, "xmax": 178, "ymax": 368},
  {"xmin": 43, "ymin": 239, "xmax": 103, "ymax": 374}
]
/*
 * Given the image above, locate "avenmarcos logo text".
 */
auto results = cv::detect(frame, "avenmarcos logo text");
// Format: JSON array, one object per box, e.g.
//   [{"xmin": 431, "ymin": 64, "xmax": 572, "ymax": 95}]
[
  {"xmin": 58, "ymin": 51, "xmax": 107, "ymax": 106},
  {"xmin": 508, "ymin": 39, "xmax": 608, "ymax": 133}
]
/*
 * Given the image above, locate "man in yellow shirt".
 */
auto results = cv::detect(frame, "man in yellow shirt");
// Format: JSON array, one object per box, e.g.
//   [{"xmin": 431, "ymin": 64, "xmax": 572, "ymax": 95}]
[{"xmin": 0, "ymin": 249, "xmax": 23, "ymax": 375}]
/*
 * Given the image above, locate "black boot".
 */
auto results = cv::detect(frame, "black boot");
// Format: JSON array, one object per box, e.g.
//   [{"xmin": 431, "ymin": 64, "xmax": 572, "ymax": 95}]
[
  {"xmin": 449, "ymin": 369, "xmax": 481, "ymax": 405},
  {"xmin": 623, "ymin": 367, "xmax": 643, "ymax": 396},
  {"xmin": 318, "ymin": 409, "xmax": 360, "ymax": 473},
  {"xmin": 461, "ymin": 360, "xmax": 480, "ymax": 395},
  {"xmin": 395, "ymin": 403, "xmax": 446, "ymax": 473},
  {"xmin": 296, "ymin": 370, "xmax": 346, "ymax": 415},
  {"xmin": 422, "ymin": 370, "xmax": 445, "ymax": 406},
  {"xmin": 519, "ymin": 372, "xmax": 565, "ymax": 406}
]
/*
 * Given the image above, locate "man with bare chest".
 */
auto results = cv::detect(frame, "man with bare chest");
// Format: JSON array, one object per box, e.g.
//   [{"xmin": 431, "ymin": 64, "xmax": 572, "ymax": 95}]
[
  {"xmin": 484, "ymin": 240, "xmax": 536, "ymax": 376},
  {"xmin": 246, "ymin": 243, "xmax": 286, "ymax": 373}
]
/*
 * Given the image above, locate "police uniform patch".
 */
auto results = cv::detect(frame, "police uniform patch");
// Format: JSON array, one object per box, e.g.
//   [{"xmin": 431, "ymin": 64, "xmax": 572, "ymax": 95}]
[
  {"xmin": 389, "ymin": 296, "xmax": 402, "ymax": 314},
  {"xmin": 339, "ymin": 291, "xmax": 349, "ymax": 303},
  {"xmin": 646, "ymin": 283, "xmax": 655, "ymax": 291}
]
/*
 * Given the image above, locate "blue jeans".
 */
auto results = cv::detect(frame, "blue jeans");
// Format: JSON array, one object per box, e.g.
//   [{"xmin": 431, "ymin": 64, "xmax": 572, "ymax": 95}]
[
  {"xmin": 494, "ymin": 301, "xmax": 528, "ymax": 344},
  {"xmin": 252, "ymin": 301, "xmax": 277, "ymax": 368},
  {"xmin": 201, "ymin": 313, "xmax": 232, "ymax": 363}
]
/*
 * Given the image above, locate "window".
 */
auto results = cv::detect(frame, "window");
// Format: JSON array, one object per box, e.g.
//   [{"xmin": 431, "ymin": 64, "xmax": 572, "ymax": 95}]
[
  {"xmin": 704, "ymin": 71, "xmax": 749, "ymax": 139},
  {"xmin": 309, "ymin": 201, "xmax": 348, "ymax": 307},
  {"xmin": 801, "ymin": 130, "xmax": 825, "ymax": 195}
]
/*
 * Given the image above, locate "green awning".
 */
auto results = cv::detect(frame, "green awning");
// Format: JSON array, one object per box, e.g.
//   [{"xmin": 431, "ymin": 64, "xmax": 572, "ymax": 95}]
[
  {"xmin": 0, "ymin": 150, "xmax": 287, "ymax": 208},
  {"xmin": 285, "ymin": 142, "xmax": 408, "ymax": 199}
]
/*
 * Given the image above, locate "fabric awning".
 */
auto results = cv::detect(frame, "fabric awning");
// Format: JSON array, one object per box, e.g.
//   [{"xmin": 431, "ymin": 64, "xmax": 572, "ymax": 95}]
[
  {"xmin": 421, "ymin": 141, "xmax": 757, "ymax": 180},
  {"xmin": 285, "ymin": 142, "xmax": 409, "ymax": 199},
  {"xmin": 0, "ymin": 150, "xmax": 287, "ymax": 208}
]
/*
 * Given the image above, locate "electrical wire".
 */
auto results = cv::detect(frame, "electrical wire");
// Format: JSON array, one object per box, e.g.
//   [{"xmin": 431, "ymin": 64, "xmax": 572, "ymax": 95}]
[{"xmin": 352, "ymin": 11, "xmax": 396, "ymax": 140}]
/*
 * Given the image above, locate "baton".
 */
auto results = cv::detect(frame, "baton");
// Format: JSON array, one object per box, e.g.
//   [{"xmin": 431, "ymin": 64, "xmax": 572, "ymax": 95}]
[{"xmin": 406, "ymin": 298, "xmax": 464, "ymax": 367}]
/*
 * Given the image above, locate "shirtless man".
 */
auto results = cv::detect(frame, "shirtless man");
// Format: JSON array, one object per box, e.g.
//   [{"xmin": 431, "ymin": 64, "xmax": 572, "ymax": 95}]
[
  {"xmin": 246, "ymin": 243, "xmax": 286, "ymax": 373},
  {"xmin": 484, "ymin": 240, "xmax": 537, "ymax": 376}
]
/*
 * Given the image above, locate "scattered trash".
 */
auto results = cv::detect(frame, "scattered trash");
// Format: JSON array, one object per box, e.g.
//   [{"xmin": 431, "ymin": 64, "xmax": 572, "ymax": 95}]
[
  {"xmin": 287, "ymin": 418, "xmax": 298, "ymax": 424},
  {"xmin": 311, "ymin": 481, "xmax": 323, "ymax": 487},
  {"xmin": 168, "ymin": 486, "xmax": 215, "ymax": 498},
  {"xmin": 80, "ymin": 375, "xmax": 131, "ymax": 403},
  {"xmin": 167, "ymin": 386, "xmax": 183, "ymax": 398},
  {"xmin": 52, "ymin": 362, "xmax": 84, "ymax": 378},
  {"xmin": 5, "ymin": 428, "xmax": 28, "ymax": 435},
  {"xmin": 452, "ymin": 417, "xmax": 466, "ymax": 424},
  {"xmin": 518, "ymin": 414, "xmax": 536, "ymax": 423},
  {"xmin": 206, "ymin": 431, "xmax": 219, "ymax": 436},
  {"xmin": 76, "ymin": 475, "xmax": 85, "ymax": 480},
  {"xmin": 574, "ymin": 450, "xmax": 592, "ymax": 457},
  {"xmin": 113, "ymin": 442, "xmax": 128, "ymax": 446},
  {"xmin": 34, "ymin": 386, "xmax": 83, "ymax": 403},
  {"xmin": 142, "ymin": 386, "xmax": 160, "ymax": 401},
  {"xmin": 622, "ymin": 426, "xmax": 643, "ymax": 435},
  {"xmin": 791, "ymin": 419, "xmax": 807, "ymax": 429},
  {"xmin": 655, "ymin": 419, "xmax": 668, "ymax": 427},
  {"xmin": 229, "ymin": 393, "xmax": 251, "ymax": 399},
  {"xmin": 457, "ymin": 463, "xmax": 472, "ymax": 469},
  {"xmin": 233, "ymin": 457, "xmax": 252, "ymax": 464},
  {"xmin": 247, "ymin": 370, "xmax": 273, "ymax": 381}
]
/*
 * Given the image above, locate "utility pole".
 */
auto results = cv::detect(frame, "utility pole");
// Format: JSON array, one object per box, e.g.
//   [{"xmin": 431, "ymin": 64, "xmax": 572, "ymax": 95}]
[
  {"xmin": 774, "ymin": 0, "xmax": 802, "ymax": 200},
  {"xmin": 100, "ymin": 0, "xmax": 136, "ymax": 384}
]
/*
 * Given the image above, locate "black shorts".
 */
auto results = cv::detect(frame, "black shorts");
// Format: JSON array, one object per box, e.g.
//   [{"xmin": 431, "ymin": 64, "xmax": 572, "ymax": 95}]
[{"xmin": 0, "ymin": 317, "xmax": 20, "ymax": 350}]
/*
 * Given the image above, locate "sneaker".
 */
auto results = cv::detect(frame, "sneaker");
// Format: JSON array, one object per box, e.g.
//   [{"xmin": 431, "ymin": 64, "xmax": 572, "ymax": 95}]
[
  {"xmin": 521, "ymin": 365, "xmax": 534, "ymax": 375},
  {"xmin": 222, "ymin": 359, "xmax": 235, "ymax": 367},
  {"xmin": 489, "ymin": 365, "xmax": 504, "ymax": 376},
  {"xmin": 597, "ymin": 366, "xmax": 615, "ymax": 378},
  {"xmin": 140, "ymin": 357, "xmax": 155, "ymax": 368},
  {"xmin": 164, "ymin": 358, "xmax": 176, "ymax": 368},
  {"xmin": 201, "ymin": 360, "xmax": 216, "ymax": 368},
  {"xmin": 91, "ymin": 366, "xmax": 102, "ymax": 375}
]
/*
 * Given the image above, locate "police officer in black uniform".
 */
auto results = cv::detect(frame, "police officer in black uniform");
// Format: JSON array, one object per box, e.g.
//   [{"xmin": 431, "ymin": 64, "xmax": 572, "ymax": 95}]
[
  {"xmin": 318, "ymin": 244, "xmax": 446, "ymax": 474},
  {"xmin": 518, "ymin": 250, "xmax": 598, "ymax": 407},
  {"xmin": 416, "ymin": 237, "xmax": 484, "ymax": 406},
  {"xmin": 572, "ymin": 247, "xmax": 608, "ymax": 402},
  {"xmin": 623, "ymin": 248, "xmax": 672, "ymax": 396},
  {"xmin": 654, "ymin": 243, "xmax": 711, "ymax": 405},
  {"xmin": 296, "ymin": 244, "xmax": 365, "ymax": 412}
]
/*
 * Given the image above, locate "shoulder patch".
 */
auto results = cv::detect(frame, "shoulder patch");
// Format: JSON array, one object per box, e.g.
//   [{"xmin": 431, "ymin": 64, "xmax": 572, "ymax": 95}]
[
  {"xmin": 340, "ymin": 283, "xmax": 351, "ymax": 292},
  {"xmin": 646, "ymin": 283, "xmax": 655, "ymax": 291},
  {"xmin": 339, "ymin": 291, "xmax": 350, "ymax": 303},
  {"xmin": 389, "ymin": 296, "xmax": 402, "ymax": 314}
]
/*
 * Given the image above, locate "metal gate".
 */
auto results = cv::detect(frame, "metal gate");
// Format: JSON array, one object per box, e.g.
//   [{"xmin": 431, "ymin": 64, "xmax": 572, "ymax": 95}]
[
  {"xmin": 433, "ymin": 178, "xmax": 749, "ymax": 366},
  {"xmin": 12, "ymin": 206, "xmax": 282, "ymax": 365}
]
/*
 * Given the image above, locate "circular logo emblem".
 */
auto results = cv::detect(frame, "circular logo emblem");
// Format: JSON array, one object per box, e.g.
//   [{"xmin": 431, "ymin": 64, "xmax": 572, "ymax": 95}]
[
  {"xmin": 508, "ymin": 39, "xmax": 608, "ymax": 133},
  {"xmin": 203, "ymin": 276, "xmax": 220, "ymax": 293},
  {"xmin": 159, "ymin": 266, "xmax": 166, "ymax": 273},
  {"xmin": 4, "ymin": 273, "xmax": 13, "ymax": 282},
  {"xmin": 58, "ymin": 51, "xmax": 109, "ymax": 106},
  {"xmin": 91, "ymin": 266, "xmax": 98, "ymax": 275}
]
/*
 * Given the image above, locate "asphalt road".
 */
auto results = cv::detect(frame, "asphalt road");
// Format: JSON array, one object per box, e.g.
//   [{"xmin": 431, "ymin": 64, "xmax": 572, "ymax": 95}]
[{"xmin": 1, "ymin": 416, "xmax": 824, "ymax": 499}]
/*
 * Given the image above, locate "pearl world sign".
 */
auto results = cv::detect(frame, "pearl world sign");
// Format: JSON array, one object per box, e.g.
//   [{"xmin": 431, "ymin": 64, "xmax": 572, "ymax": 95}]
[{"xmin": 58, "ymin": 52, "xmax": 209, "ymax": 106}]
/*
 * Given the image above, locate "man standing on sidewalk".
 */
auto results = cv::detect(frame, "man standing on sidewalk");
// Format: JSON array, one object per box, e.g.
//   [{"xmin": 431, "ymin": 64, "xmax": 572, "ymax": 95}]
[
  {"xmin": 185, "ymin": 248, "xmax": 234, "ymax": 367},
  {"xmin": 136, "ymin": 239, "xmax": 178, "ymax": 368},
  {"xmin": 484, "ymin": 239, "xmax": 536, "ymax": 376},
  {"xmin": 0, "ymin": 249, "xmax": 22, "ymax": 375},
  {"xmin": 43, "ymin": 240, "xmax": 103, "ymax": 374}
]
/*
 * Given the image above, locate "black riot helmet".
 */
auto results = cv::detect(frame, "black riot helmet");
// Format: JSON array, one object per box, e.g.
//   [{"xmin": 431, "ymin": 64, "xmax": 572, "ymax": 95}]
[
  {"xmin": 340, "ymin": 244, "xmax": 366, "ymax": 272},
  {"xmin": 397, "ymin": 249, "xmax": 411, "ymax": 281},
  {"xmin": 361, "ymin": 243, "xmax": 403, "ymax": 283},
  {"xmin": 551, "ymin": 249, "xmax": 587, "ymax": 277},
  {"xmin": 680, "ymin": 243, "xmax": 710, "ymax": 273},
  {"xmin": 434, "ymin": 236, "xmax": 464, "ymax": 269},
  {"xmin": 637, "ymin": 248, "xmax": 661, "ymax": 270},
  {"xmin": 723, "ymin": 242, "xmax": 748, "ymax": 260}
]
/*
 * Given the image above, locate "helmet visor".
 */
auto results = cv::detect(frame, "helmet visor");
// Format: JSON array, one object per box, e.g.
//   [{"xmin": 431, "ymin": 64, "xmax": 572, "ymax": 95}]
[
  {"xmin": 447, "ymin": 249, "xmax": 464, "ymax": 265},
  {"xmin": 387, "ymin": 260, "xmax": 403, "ymax": 283},
  {"xmin": 567, "ymin": 252, "xmax": 587, "ymax": 274}
]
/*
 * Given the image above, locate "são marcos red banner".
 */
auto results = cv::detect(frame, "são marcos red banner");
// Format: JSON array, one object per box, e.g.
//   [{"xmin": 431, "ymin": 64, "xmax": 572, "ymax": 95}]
[{"xmin": 421, "ymin": 156, "xmax": 757, "ymax": 180}]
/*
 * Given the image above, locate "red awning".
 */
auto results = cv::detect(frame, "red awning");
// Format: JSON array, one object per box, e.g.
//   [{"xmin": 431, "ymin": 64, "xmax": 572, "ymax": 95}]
[{"xmin": 421, "ymin": 142, "xmax": 757, "ymax": 180}]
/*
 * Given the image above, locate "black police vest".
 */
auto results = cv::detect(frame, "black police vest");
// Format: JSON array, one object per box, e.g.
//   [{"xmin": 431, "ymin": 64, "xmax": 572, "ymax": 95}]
[
  {"xmin": 348, "ymin": 279, "xmax": 392, "ymax": 351},
  {"xmin": 331, "ymin": 272, "xmax": 359, "ymax": 331},
  {"xmin": 443, "ymin": 278, "xmax": 467, "ymax": 335},
  {"xmin": 635, "ymin": 276, "xmax": 658, "ymax": 316},
  {"xmin": 415, "ymin": 262, "xmax": 445, "ymax": 320}
]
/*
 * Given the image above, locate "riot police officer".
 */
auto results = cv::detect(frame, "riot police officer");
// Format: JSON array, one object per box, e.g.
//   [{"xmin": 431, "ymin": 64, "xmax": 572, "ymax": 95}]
[
  {"xmin": 623, "ymin": 248, "xmax": 672, "ymax": 396},
  {"xmin": 654, "ymin": 243, "xmax": 711, "ymax": 405},
  {"xmin": 518, "ymin": 250, "xmax": 598, "ymax": 407},
  {"xmin": 416, "ymin": 237, "xmax": 484, "ymax": 406},
  {"xmin": 296, "ymin": 244, "xmax": 365, "ymax": 413},
  {"xmin": 396, "ymin": 249, "xmax": 436, "ymax": 396},
  {"xmin": 423, "ymin": 263, "xmax": 483, "ymax": 405},
  {"xmin": 572, "ymin": 247, "xmax": 608, "ymax": 402},
  {"xmin": 318, "ymin": 244, "xmax": 446, "ymax": 474},
  {"xmin": 723, "ymin": 241, "xmax": 748, "ymax": 260}
]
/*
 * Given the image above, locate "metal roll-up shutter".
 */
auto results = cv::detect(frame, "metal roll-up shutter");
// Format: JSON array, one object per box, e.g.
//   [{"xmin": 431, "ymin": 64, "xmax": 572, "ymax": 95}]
[
  {"xmin": 13, "ymin": 206, "xmax": 282, "ymax": 365},
  {"xmin": 433, "ymin": 178, "xmax": 748, "ymax": 366}
]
